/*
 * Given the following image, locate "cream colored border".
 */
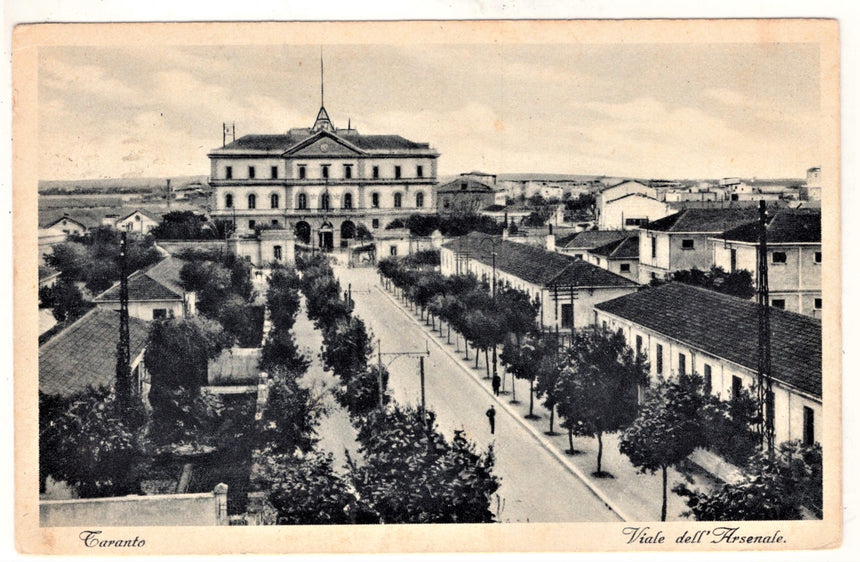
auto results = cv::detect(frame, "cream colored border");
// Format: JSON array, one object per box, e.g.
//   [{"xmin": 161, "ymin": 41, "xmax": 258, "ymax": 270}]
[{"xmin": 13, "ymin": 20, "xmax": 841, "ymax": 554}]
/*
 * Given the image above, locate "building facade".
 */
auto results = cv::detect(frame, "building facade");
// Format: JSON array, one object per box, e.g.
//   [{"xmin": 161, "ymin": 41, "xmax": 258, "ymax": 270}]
[
  {"xmin": 436, "ymin": 176, "xmax": 504, "ymax": 215},
  {"xmin": 208, "ymin": 104, "xmax": 439, "ymax": 251},
  {"xmin": 440, "ymin": 233, "xmax": 638, "ymax": 332},
  {"xmin": 637, "ymin": 208, "xmax": 760, "ymax": 284},
  {"xmin": 115, "ymin": 209, "xmax": 161, "ymax": 233},
  {"xmin": 594, "ymin": 283, "xmax": 821, "ymax": 447},
  {"xmin": 597, "ymin": 193, "xmax": 672, "ymax": 230},
  {"xmin": 710, "ymin": 210, "xmax": 821, "ymax": 317}
]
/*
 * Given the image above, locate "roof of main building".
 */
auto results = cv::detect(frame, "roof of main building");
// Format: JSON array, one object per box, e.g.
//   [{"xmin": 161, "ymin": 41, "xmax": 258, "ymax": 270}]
[
  {"xmin": 595, "ymin": 282, "xmax": 822, "ymax": 398},
  {"xmin": 442, "ymin": 232, "xmax": 638, "ymax": 289},
  {"xmin": 214, "ymin": 129, "xmax": 432, "ymax": 153},
  {"xmin": 39, "ymin": 308, "xmax": 151, "ymax": 397}
]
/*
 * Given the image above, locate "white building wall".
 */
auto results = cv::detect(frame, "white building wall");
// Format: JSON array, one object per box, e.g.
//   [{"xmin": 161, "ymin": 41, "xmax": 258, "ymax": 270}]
[
  {"xmin": 599, "ymin": 195, "xmax": 672, "ymax": 230},
  {"xmin": 594, "ymin": 308, "xmax": 821, "ymax": 447}
]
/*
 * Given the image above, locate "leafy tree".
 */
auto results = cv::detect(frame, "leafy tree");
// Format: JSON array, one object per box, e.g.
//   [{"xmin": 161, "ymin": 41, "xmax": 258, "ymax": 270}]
[
  {"xmin": 263, "ymin": 450, "xmax": 354, "ymax": 524},
  {"xmin": 45, "ymin": 278, "xmax": 88, "ymax": 323},
  {"xmin": 534, "ymin": 336, "xmax": 564, "ymax": 435},
  {"xmin": 39, "ymin": 387, "xmax": 145, "ymax": 497},
  {"xmin": 385, "ymin": 219, "xmax": 406, "ymax": 229},
  {"xmin": 556, "ymin": 326, "xmax": 648, "ymax": 476},
  {"xmin": 321, "ymin": 316, "xmax": 374, "ymax": 384},
  {"xmin": 266, "ymin": 267, "xmax": 302, "ymax": 331},
  {"xmin": 673, "ymin": 441, "xmax": 822, "ymax": 520},
  {"xmin": 259, "ymin": 326, "xmax": 311, "ymax": 375},
  {"xmin": 338, "ymin": 364, "xmax": 390, "ymax": 417},
  {"xmin": 145, "ymin": 316, "xmax": 233, "ymax": 424},
  {"xmin": 619, "ymin": 373, "xmax": 714, "ymax": 521},
  {"xmin": 669, "ymin": 266, "xmax": 755, "ymax": 300},
  {"xmin": 349, "ymin": 404, "xmax": 499, "ymax": 523},
  {"xmin": 44, "ymin": 242, "xmax": 89, "ymax": 280},
  {"xmin": 150, "ymin": 210, "xmax": 213, "ymax": 240},
  {"xmin": 355, "ymin": 223, "xmax": 373, "ymax": 241},
  {"xmin": 706, "ymin": 383, "xmax": 760, "ymax": 467},
  {"xmin": 257, "ymin": 366, "xmax": 325, "ymax": 455},
  {"xmin": 500, "ymin": 332, "xmax": 548, "ymax": 418}
]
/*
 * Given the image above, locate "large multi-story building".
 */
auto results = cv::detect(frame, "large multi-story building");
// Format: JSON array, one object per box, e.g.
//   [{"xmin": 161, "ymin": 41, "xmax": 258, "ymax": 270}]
[{"xmin": 208, "ymin": 102, "xmax": 439, "ymax": 252}]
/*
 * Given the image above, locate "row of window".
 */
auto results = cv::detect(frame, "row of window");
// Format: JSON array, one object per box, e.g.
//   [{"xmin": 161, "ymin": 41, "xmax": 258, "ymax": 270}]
[
  {"xmin": 224, "ymin": 164, "xmax": 425, "ymax": 180},
  {"xmin": 771, "ymin": 297, "xmax": 822, "ymax": 310},
  {"xmin": 244, "ymin": 218, "xmax": 384, "ymax": 231},
  {"xmin": 225, "ymin": 192, "xmax": 426, "ymax": 210},
  {"xmin": 642, "ymin": 337, "xmax": 814, "ymax": 445},
  {"xmin": 650, "ymin": 237, "xmax": 823, "ymax": 265}
]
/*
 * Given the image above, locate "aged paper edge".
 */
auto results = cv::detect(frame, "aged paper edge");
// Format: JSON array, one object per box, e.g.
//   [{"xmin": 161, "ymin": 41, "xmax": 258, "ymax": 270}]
[{"xmin": 12, "ymin": 19, "xmax": 842, "ymax": 554}]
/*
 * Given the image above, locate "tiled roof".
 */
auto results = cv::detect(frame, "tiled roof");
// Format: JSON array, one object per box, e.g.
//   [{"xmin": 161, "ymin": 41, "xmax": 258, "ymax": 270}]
[
  {"xmin": 644, "ymin": 207, "xmax": 760, "ymax": 233},
  {"xmin": 116, "ymin": 208, "xmax": 161, "ymax": 223},
  {"xmin": 39, "ymin": 308, "xmax": 151, "ymax": 397},
  {"xmin": 217, "ymin": 130, "xmax": 431, "ymax": 153},
  {"xmin": 94, "ymin": 264, "xmax": 183, "ymax": 303},
  {"xmin": 561, "ymin": 230, "xmax": 628, "ymax": 250},
  {"xmin": 436, "ymin": 178, "xmax": 496, "ymax": 193},
  {"xmin": 595, "ymin": 283, "xmax": 821, "ymax": 398},
  {"xmin": 42, "ymin": 215, "xmax": 93, "ymax": 230},
  {"xmin": 589, "ymin": 236, "xmax": 640, "ymax": 259},
  {"xmin": 142, "ymin": 256, "xmax": 186, "ymax": 295},
  {"xmin": 442, "ymin": 233, "xmax": 637, "ymax": 289},
  {"xmin": 716, "ymin": 210, "xmax": 820, "ymax": 244},
  {"xmin": 604, "ymin": 192, "xmax": 661, "ymax": 205}
]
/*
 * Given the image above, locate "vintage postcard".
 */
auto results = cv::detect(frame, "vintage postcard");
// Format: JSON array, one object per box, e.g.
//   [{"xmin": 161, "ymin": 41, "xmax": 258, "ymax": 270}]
[{"xmin": 13, "ymin": 20, "xmax": 840, "ymax": 554}]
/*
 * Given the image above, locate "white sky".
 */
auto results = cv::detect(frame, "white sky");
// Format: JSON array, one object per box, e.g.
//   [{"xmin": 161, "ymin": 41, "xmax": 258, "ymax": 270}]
[{"xmin": 39, "ymin": 42, "xmax": 822, "ymax": 181}]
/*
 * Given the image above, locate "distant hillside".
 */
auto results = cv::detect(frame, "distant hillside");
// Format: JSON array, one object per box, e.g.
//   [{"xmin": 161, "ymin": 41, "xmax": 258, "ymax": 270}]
[{"xmin": 39, "ymin": 175, "xmax": 209, "ymax": 195}]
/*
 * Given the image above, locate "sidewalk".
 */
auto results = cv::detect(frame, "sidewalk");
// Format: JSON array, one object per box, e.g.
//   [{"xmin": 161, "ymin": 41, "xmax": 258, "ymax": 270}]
[{"xmin": 376, "ymin": 283, "xmax": 718, "ymax": 522}]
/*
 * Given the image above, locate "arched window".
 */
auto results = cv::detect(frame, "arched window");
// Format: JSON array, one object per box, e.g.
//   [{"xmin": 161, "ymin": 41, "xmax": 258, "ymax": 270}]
[
  {"xmin": 270, "ymin": 193, "xmax": 279, "ymax": 209},
  {"xmin": 297, "ymin": 193, "xmax": 307, "ymax": 210},
  {"xmin": 247, "ymin": 193, "xmax": 257, "ymax": 209},
  {"xmin": 224, "ymin": 193, "xmax": 233, "ymax": 208},
  {"xmin": 416, "ymin": 192, "xmax": 424, "ymax": 208},
  {"xmin": 394, "ymin": 192, "xmax": 402, "ymax": 208},
  {"xmin": 371, "ymin": 192, "xmax": 380, "ymax": 208},
  {"xmin": 343, "ymin": 193, "xmax": 353, "ymax": 209},
  {"xmin": 320, "ymin": 193, "xmax": 330, "ymax": 210}
]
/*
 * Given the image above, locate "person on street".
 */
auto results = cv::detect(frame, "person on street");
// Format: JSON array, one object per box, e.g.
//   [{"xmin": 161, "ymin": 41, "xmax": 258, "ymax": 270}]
[
  {"xmin": 492, "ymin": 374, "xmax": 501, "ymax": 396},
  {"xmin": 486, "ymin": 405, "xmax": 496, "ymax": 434}
]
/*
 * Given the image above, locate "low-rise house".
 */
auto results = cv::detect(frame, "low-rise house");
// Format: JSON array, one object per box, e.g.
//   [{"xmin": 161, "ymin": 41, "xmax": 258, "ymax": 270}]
[
  {"xmin": 39, "ymin": 308, "xmax": 151, "ymax": 402},
  {"xmin": 585, "ymin": 235, "xmax": 640, "ymax": 282},
  {"xmin": 93, "ymin": 256, "xmax": 196, "ymax": 321},
  {"xmin": 594, "ymin": 282, "xmax": 821, "ymax": 447},
  {"xmin": 436, "ymin": 177, "xmax": 504, "ymax": 215},
  {"xmin": 710, "ymin": 209, "xmax": 821, "ymax": 317},
  {"xmin": 595, "ymin": 180, "xmax": 656, "ymax": 223},
  {"xmin": 441, "ymin": 233, "xmax": 638, "ymax": 332},
  {"xmin": 556, "ymin": 230, "xmax": 628, "ymax": 259},
  {"xmin": 597, "ymin": 192, "xmax": 673, "ymax": 230},
  {"xmin": 115, "ymin": 209, "xmax": 161, "ymax": 233},
  {"xmin": 637, "ymin": 207, "xmax": 760, "ymax": 284},
  {"xmin": 41, "ymin": 214, "xmax": 90, "ymax": 237},
  {"xmin": 802, "ymin": 167, "xmax": 822, "ymax": 201}
]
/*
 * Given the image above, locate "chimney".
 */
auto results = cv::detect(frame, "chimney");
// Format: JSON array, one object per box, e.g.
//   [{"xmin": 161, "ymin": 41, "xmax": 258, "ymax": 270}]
[{"xmin": 546, "ymin": 233, "xmax": 556, "ymax": 252}]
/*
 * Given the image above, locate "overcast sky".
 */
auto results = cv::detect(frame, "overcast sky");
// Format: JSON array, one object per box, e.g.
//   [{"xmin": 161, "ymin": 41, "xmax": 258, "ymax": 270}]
[{"xmin": 38, "ymin": 42, "xmax": 821, "ymax": 181}]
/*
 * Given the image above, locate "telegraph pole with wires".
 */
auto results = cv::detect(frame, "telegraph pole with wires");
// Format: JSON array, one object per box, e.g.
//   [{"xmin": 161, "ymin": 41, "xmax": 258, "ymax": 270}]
[
  {"xmin": 377, "ymin": 339, "xmax": 431, "ymax": 416},
  {"xmin": 756, "ymin": 200, "xmax": 775, "ymax": 455},
  {"xmin": 115, "ymin": 231, "xmax": 133, "ymax": 417}
]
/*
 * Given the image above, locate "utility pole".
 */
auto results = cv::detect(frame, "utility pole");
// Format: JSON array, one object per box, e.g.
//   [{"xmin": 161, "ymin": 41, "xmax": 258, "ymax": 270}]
[
  {"xmin": 115, "ymin": 231, "xmax": 132, "ymax": 417},
  {"xmin": 756, "ymin": 200, "xmax": 774, "ymax": 455},
  {"xmin": 419, "ymin": 356, "xmax": 426, "ymax": 416},
  {"xmin": 377, "ymin": 339, "xmax": 430, "ymax": 412}
]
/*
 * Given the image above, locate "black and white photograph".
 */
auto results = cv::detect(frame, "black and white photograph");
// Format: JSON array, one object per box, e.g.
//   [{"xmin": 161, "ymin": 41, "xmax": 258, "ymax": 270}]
[{"xmin": 13, "ymin": 18, "xmax": 841, "ymax": 555}]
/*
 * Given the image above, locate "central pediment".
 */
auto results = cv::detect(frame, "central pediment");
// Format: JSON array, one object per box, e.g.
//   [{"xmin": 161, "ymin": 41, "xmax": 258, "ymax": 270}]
[{"xmin": 284, "ymin": 132, "xmax": 365, "ymax": 158}]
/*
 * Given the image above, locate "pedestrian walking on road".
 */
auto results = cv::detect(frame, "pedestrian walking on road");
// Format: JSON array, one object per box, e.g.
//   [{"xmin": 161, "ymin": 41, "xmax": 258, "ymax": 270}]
[
  {"xmin": 492, "ymin": 374, "xmax": 501, "ymax": 396},
  {"xmin": 486, "ymin": 405, "xmax": 496, "ymax": 434}
]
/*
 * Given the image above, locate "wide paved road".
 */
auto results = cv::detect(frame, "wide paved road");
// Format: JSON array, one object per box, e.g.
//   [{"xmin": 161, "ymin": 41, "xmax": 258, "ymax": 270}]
[{"xmin": 334, "ymin": 265, "xmax": 621, "ymax": 523}]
